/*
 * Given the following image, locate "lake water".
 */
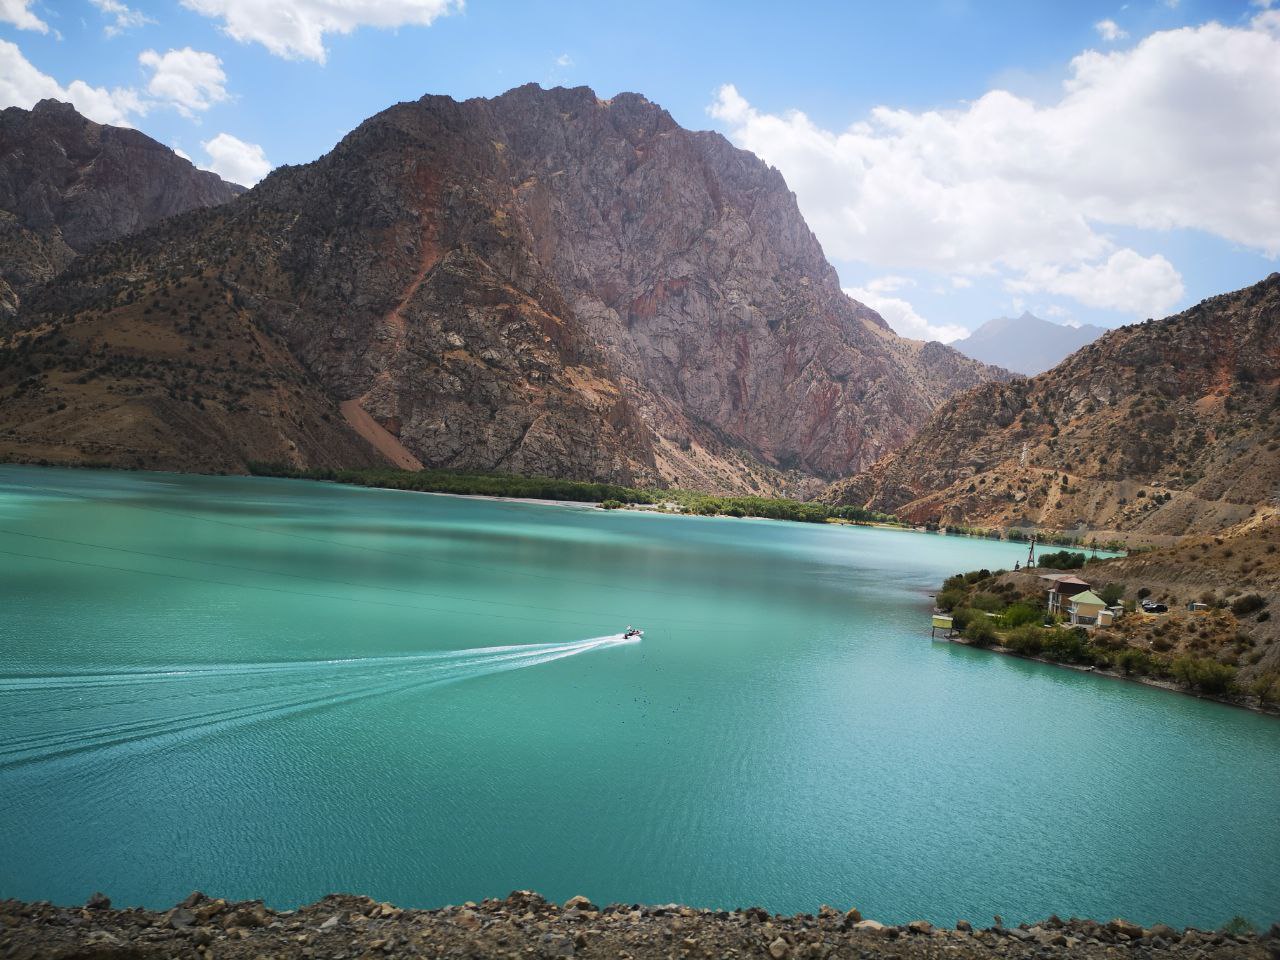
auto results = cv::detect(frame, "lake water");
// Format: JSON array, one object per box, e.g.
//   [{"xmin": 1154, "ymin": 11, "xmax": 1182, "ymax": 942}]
[{"xmin": 0, "ymin": 466, "xmax": 1277, "ymax": 928}]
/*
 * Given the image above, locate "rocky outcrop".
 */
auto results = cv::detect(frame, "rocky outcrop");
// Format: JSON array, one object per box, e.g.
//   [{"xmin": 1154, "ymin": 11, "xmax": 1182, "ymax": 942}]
[
  {"xmin": 0, "ymin": 85, "xmax": 1002, "ymax": 487},
  {"xmin": 827, "ymin": 273, "xmax": 1280, "ymax": 538},
  {"xmin": 0, "ymin": 99, "xmax": 243, "ymax": 320},
  {"xmin": 0, "ymin": 892, "xmax": 1272, "ymax": 959}
]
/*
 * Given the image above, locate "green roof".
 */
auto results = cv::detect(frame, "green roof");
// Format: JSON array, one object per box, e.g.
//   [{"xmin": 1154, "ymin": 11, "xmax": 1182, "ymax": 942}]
[{"xmin": 1071, "ymin": 590, "xmax": 1106, "ymax": 606}]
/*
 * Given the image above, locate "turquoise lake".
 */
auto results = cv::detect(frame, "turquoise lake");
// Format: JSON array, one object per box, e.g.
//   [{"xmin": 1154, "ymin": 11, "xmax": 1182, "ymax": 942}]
[{"xmin": 0, "ymin": 465, "xmax": 1277, "ymax": 927}]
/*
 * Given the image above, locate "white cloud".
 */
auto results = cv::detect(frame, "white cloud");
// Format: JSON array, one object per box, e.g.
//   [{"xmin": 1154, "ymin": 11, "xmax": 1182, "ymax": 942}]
[
  {"xmin": 201, "ymin": 132, "xmax": 270, "ymax": 185},
  {"xmin": 0, "ymin": 0, "xmax": 47, "ymax": 32},
  {"xmin": 180, "ymin": 0, "xmax": 460, "ymax": 63},
  {"xmin": 709, "ymin": 14, "xmax": 1280, "ymax": 318},
  {"xmin": 140, "ymin": 47, "xmax": 228, "ymax": 116},
  {"xmin": 1094, "ymin": 19, "xmax": 1128, "ymax": 41},
  {"xmin": 1007, "ymin": 249, "xmax": 1184, "ymax": 316},
  {"xmin": 844, "ymin": 282, "xmax": 969, "ymax": 343},
  {"xmin": 91, "ymin": 0, "xmax": 154, "ymax": 36},
  {"xmin": 555, "ymin": 53, "xmax": 573, "ymax": 67},
  {"xmin": 0, "ymin": 39, "xmax": 145, "ymax": 127},
  {"xmin": 172, "ymin": 144, "xmax": 193, "ymax": 161}
]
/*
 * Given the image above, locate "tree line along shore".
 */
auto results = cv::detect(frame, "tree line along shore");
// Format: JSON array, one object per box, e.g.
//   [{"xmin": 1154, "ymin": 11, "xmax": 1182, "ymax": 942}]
[{"xmin": 245, "ymin": 464, "xmax": 1126, "ymax": 549}]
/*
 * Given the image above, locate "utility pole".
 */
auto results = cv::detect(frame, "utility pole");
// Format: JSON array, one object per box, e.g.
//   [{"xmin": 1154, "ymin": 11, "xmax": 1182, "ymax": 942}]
[{"xmin": 1027, "ymin": 533, "xmax": 1037, "ymax": 569}]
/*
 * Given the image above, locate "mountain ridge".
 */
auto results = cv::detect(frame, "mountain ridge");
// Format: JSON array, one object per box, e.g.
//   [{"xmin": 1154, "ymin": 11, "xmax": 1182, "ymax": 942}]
[
  {"xmin": 0, "ymin": 99, "xmax": 244, "ymax": 320},
  {"xmin": 0, "ymin": 86, "xmax": 1004, "ymax": 488},
  {"xmin": 825, "ymin": 273, "xmax": 1280, "ymax": 539},
  {"xmin": 950, "ymin": 311, "xmax": 1107, "ymax": 376}
]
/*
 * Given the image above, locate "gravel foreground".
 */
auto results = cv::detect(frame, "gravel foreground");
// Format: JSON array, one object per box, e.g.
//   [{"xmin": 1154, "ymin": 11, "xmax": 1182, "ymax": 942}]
[{"xmin": 2, "ymin": 891, "xmax": 1276, "ymax": 960}]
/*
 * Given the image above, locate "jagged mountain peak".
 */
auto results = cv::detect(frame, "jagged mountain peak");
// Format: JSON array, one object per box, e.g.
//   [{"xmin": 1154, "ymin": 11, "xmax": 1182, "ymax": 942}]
[
  {"xmin": 0, "ymin": 86, "xmax": 1003, "ymax": 486},
  {"xmin": 0, "ymin": 100, "xmax": 244, "ymax": 319}
]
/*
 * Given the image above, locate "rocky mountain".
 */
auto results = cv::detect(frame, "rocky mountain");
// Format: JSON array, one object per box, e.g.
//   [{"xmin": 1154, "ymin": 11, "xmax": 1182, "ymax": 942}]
[
  {"xmin": 0, "ymin": 85, "xmax": 1002, "ymax": 486},
  {"xmin": 951, "ymin": 312, "xmax": 1106, "ymax": 376},
  {"xmin": 826, "ymin": 274, "xmax": 1280, "ymax": 538},
  {"xmin": 0, "ymin": 99, "xmax": 244, "ymax": 321}
]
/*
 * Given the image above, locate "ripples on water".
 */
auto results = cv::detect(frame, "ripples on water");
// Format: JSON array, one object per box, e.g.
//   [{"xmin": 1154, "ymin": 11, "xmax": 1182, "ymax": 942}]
[{"xmin": 1, "ymin": 466, "xmax": 1278, "ymax": 929}]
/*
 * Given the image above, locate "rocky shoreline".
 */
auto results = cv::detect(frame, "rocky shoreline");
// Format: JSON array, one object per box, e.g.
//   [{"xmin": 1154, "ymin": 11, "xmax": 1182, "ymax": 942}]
[{"xmin": 2, "ymin": 891, "xmax": 1275, "ymax": 960}]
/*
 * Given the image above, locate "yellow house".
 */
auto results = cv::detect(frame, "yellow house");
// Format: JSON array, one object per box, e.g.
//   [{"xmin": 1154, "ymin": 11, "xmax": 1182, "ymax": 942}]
[{"xmin": 1068, "ymin": 590, "xmax": 1107, "ymax": 626}]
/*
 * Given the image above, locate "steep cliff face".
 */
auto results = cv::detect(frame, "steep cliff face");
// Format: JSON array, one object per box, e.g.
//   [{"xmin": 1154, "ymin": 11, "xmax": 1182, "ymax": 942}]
[
  {"xmin": 827, "ymin": 274, "xmax": 1280, "ymax": 538},
  {"xmin": 0, "ymin": 99, "xmax": 243, "ymax": 319},
  {"xmin": 1, "ymin": 85, "xmax": 1001, "ymax": 485}
]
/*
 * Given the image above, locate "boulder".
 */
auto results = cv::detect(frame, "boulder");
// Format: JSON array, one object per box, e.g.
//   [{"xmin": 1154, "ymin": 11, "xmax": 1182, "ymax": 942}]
[
  {"xmin": 84, "ymin": 892, "xmax": 110, "ymax": 911},
  {"xmin": 768, "ymin": 935, "xmax": 789, "ymax": 959}
]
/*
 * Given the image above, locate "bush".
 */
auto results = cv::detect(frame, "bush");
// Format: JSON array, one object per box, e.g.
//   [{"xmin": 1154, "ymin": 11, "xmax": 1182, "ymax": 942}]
[
  {"xmin": 1171, "ymin": 656, "xmax": 1236, "ymax": 695},
  {"xmin": 1099, "ymin": 582, "xmax": 1125, "ymax": 606},
  {"xmin": 968, "ymin": 592, "xmax": 1005, "ymax": 612},
  {"xmin": 1041, "ymin": 627, "xmax": 1095, "ymax": 665},
  {"xmin": 1004, "ymin": 625, "xmax": 1045, "ymax": 656},
  {"xmin": 1112, "ymin": 647, "xmax": 1155, "ymax": 676},
  {"xmin": 950, "ymin": 607, "xmax": 980, "ymax": 631},
  {"xmin": 1038, "ymin": 549, "xmax": 1086, "ymax": 569},
  {"xmin": 1137, "ymin": 587, "xmax": 1152, "ymax": 599},
  {"xmin": 1000, "ymin": 603, "xmax": 1043, "ymax": 628},
  {"xmin": 1231, "ymin": 593, "xmax": 1267, "ymax": 616},
  {"xmin": 963, "ymin": 615, "xmax": 998, "ymax": 647},
  {"xmin": 600, "ymin": 499, "xmax": 623, "ymax": 510},
  {"xmin": 935, "ymin": 588, "xmax": 966, "ymax": 612}
]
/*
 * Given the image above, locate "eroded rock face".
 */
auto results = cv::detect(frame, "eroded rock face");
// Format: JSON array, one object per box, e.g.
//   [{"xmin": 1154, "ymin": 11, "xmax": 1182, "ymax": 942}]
[
  {"xmin": 0, "ymin": 99, "xmax": 243, "ymax": 319},
  {"xmin": 4, "ymin": 86, "xmax": 1003, "ymax": 485}
]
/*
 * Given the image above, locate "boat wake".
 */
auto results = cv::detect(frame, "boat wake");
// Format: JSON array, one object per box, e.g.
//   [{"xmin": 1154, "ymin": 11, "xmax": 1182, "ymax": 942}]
[{"xmin": 0, "ymin": 634, "xmax": 639, "ymax": 771}]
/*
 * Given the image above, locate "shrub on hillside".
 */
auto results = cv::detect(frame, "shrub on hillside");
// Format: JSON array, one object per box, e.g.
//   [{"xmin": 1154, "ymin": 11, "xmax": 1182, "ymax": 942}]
[
  {"xmin": 1170, "ymin": 656, "xmax": 1236, "ymax": 695},
  {"xmin": 963, "ymin": 615, "xmax": 998, "ymax": 647},
  {"xmin": 935, "ymin": 588, "xmax": 966, "ymax": 612},
  {"xmin": 1099, "ymin": 582, "xmax": 1125, "ymax": 606},
  {"xmin": 1000, "ymin": 603, "xmax": 1043, "ymax": 628},
  {"xmin": 1004, "ymin": 625, "xmax": 1045, "ymax": 656},
  {"xmin": 1041, "ymin": 627, "xmax": 1095, "ymax": 665},
  {"xmin": 968, "ymin": 592, "xmax": 1005, "ymax": 612},
  {"xmin": 1231, "ymin": 593, "xmax": 1267, "ymax": 616},
  {"xmin": 1111, "ymin": 647, "xmax": 1155, "ymax": 676},
  {"xmin": 1038, "ymin": 550, "xmax": 1086, "ymax": 570}
]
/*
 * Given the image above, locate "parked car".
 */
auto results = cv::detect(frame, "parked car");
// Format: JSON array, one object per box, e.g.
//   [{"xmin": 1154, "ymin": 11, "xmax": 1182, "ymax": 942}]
[{"xmin": 1141, "ymin": 600, "xmax": 1168, "ymax": 613}]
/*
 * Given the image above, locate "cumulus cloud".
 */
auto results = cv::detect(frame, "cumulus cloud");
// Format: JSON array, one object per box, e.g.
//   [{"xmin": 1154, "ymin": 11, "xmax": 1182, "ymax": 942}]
[
  {"xmin": 0, "ymin": 40, "xmax": 145, "ymax": 126},
  {"xmin": 1007, "ymin": 249, "xmax": 1184, "ymax": 316},
  {"xmin": 0, "ymin": 0, "xmax": 47, "ymax": 32},
  {"xmin": 555, "ymin": 53, "xmax": 573, "ymax": 67},
  {"xmin": 201, "ymin": 132, "xmax": 270, "ymax": 185},
  {"xmin": 710, "ymin": 14, "xmax": 1280, "ymax": 318},
  {"xmin": 1094, "ymin": 19, "xmax": 1128, "ymax": 41},
  {"xmin": 180, "ymin": 0, "xmax": 461, "ymax": 62},
  {"xmin": 140, "ymin": 47, "xmax": 228, "ymax": 116},
  {"xmin": 845, "ymin": 278, "xmax": 969, "ymax": 343},
  {"xmin": 91, "ymin": 0, "xmax": 154, "ymax": 36}
]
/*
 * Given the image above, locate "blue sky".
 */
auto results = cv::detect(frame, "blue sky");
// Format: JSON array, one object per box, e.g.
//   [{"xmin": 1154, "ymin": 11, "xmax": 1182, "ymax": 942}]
[{"xmin": 2, "ymin": 0, "xmax": 1278, "ymax": 339}]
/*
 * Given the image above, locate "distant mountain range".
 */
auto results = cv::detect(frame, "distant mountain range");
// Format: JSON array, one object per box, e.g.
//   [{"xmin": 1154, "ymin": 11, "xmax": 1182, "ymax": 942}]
[
  {"xmin": 950, "ymin": 311, "xmax": 1107, "ymax": 376},
  {"xmin": 0, "ymin": 88, "xmax": 1003, "ymax": 488},
  {"xmin": 826, "ymin": 273, "xmax": 1280, "ymax": 537},
  {"xmin": 0, "ymin": 99, "xmax": 244, "ymax": 321}
]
